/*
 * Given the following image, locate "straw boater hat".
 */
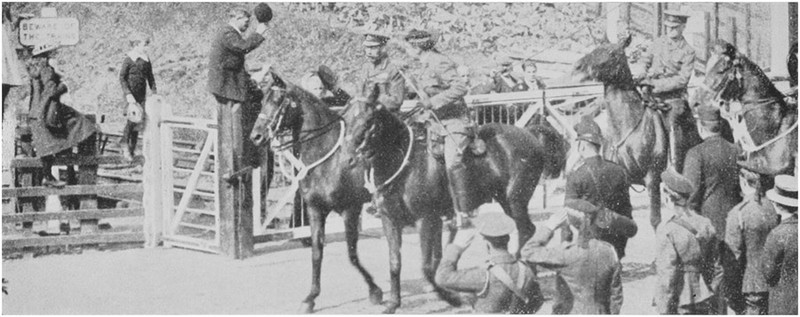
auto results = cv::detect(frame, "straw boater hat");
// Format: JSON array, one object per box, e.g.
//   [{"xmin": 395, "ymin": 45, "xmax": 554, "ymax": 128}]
[
  {"xmin": 766, "ymin": 175, "xmax": 798, "ymax": 208},
  {"xmin": 663, "ymin": 8, "xmax": 691, "ymax": 27}
]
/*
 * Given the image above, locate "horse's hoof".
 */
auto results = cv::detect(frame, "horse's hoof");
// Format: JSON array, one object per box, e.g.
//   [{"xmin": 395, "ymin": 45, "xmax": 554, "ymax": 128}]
[
  {"xmin": 298, "ymin": 301, "xmax": 315, "ymax": 314},
  {"xmin": 438, "ymin": 290, "xmax": 463, "ymax": 307},
  {"xmin": 382, "ymin": 302, "xmax": 399, "ymax": 314},
  {"xmin": 369, "ymin": 288, "xmax": 384, "ymax": 305}
]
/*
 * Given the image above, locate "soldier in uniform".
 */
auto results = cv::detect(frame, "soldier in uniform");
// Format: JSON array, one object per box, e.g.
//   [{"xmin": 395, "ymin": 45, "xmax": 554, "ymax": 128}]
[
  {"xmin": 404, "ymin": 30, "xmax": 474, "ymax": 216},
  {"xmin": 635, "ymin": 9, "xmax": 701, "ymax": 172},
  {"xmin": 724, "ymin": 161, "xmax": 779, "ymax": 315},
  {"xmin": 762, "ymin": 175, "xmax": 798, "ymax": 315},
  {"xmin": 521, "ymin": 199, "xmax": 624, "ymax": 314},
  {"xmin": 653, "ymin": 168, "xmax": 717, "ymax": 315},
  {"xmin": 435, "ymin": 204, "xmax": 544, "ymax": 314},
  {"xmin": 565, "ymin": 116, "xmax": 633, "ymax": 259},
  {"xmin": 682, "ymin": 105, "xmax": 743, "ymax": 314},
  {"xmin": 358, "ymin": 32, "xmax": 405, "ymax": 112}
]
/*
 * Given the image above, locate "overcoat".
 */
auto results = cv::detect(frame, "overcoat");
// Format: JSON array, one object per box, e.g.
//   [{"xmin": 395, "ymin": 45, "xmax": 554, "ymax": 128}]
[
  {"xmin": 683, "ymin": 135, "xmax": 743, "ymax": 238},
  {"xmin": 565, "ymin": 156, "xmax": 633, "ymax": 258},
  {"xmin": 358, "ymin": 55, "xmax": 405, "ymax": 112},
  {"xmin": 207, "ymin": 24, "xmax": 264, "ymax": 102},
  {"xmin": 724, "ymin": 196, "xmax": 779, "ymax": 294},
  {"xmin": 762, "ymin": 215, "xmax": 798, "ymax": 315},
  {"xmin": 521, "ymin": 226, "xmax": 623, "ymax": 314}
]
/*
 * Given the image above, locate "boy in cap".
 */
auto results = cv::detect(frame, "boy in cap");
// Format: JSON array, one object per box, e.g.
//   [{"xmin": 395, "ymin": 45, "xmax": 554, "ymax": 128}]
[
  {"xmin": 724, "ymin": 161, "xmax": 779, "ymax": 315},
  {"xmin": 683, "ymin": 104, "xmax": 743, "ymax": 314},
  {"xmin": 565, "ymin": 116, "xmax": 633, "ymax": 258},
  {"xmin": 761, "ymin": 174, "xmax": 798, "ymax": 315},
  {"xmin": 520, "ymin": 199, "xmax": 623, "ymax": 314},
  {"xmin": 653, "ymin": 168, "xmax": 717, "ymax": 314},
  {"xmin": 435, "ymin": 203, "xmax": 543, "ymax": 314},
  {"xmin": 404, "ymin": 29, "xmax": 474, "ymax": 218},
  {"xmin": 358, "ymin": 31, "xmax": 405, "ymax": 112},
  {"xmin": 635, "ymin": 8, "xmax": 701, "ymax": 172}
]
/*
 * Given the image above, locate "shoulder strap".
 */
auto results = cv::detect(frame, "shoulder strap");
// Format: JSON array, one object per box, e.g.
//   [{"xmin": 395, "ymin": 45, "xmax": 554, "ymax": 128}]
[{"xmin": 489, "ymin": 263, "xmax": 529, "ymax": 303}]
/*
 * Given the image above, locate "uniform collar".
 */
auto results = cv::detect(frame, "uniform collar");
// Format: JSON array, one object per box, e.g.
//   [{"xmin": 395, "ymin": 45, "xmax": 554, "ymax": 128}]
[{"xmin": 369, "ymin": 54, "xmax": 390, "ymax": 70}]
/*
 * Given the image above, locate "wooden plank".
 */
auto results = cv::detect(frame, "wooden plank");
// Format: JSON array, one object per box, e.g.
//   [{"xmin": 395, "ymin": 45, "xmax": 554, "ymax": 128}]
[
  {"xmin": 465, "ymin": 84, "xmax": 604, "ymax": 106},
  {"xmin": 169, "ymin": 136, "xmax": 214, "ymax": 233},
  {"xmin": 11, "ymin": 154, "xmax": 145, "ymax": 168},
  {"xmin": 77, "ymin": 131, "xmax": 99, "ymax": 234},
  {"xmin": 2, "ymin": 183, "xmax": 143, "ymax": 198},
  {"xmin": 2, "ymin": 207, "xmax": 143, "ymax": 223},
  {"xmin": 161, "ymin": 118, "xmax": 218, "ymax": 130},
  {"xmin": 2, "ymin": 232, "xmax": 145, "ymax": 249}
]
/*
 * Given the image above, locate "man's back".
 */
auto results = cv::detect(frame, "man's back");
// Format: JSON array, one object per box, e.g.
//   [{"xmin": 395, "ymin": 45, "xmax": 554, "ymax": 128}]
[
  {"xmin": 207, "ymin": 24, "xmax": 265, "ymax": 102},
  {"xmin": 725, "ymin": 197, "xmax": 779, "ymax": 293},
  {"xmin": 763, "ymin": 215, "xmax": 798, "ymax": 315},
  {"xmin": 684, "ymin": 135, "xmax": 742, "ymax": 236}
]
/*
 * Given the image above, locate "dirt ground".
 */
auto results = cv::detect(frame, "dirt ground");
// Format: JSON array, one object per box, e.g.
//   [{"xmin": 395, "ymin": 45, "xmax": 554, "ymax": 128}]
[{"xmin": 3, "ymin": 190, "xmax": 661, "ymax": 315}]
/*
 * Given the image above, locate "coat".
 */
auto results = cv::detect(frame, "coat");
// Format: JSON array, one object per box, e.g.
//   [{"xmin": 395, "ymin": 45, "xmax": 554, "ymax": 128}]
[
  {"xmin": 762, "ymin": 215, "xmax": 798, "ymax": 315},
  {"xmin": 414, "ymin": 51, "xmax": 468, "ymax": 120},
  {"xmin": 27, "ymin": 64, "xmax": 97, "ymax": 157},
  {"xmin": 653, "ymin": 212, "xmax": 717, "ymax": 314},
  {"xmin": 521, "ymin": 227, "xmax": 623, "ymax": 314},
  {"xmin": 435, "ymin": 245, "xmax": 543, "ymax": 314},
  {"xmin": 565, "ymin": 156, "xmax": 633, "ymax": 258},
  {"xmin": 683, "ymin": 135, "xmax": 743, "ymax": 238},
  {"xmin": 119, "ymin": 55, "xmax": 156, "ymax": 103},
  {"xmin": 638, "ymin": 35, "xmax": 696, "ymax": 99},
  {"xmin": 724, "ymin": 195, "xmax": 779, "ymax": 293},
  {"xmin": 358, "ymin": 55, "xmax": 405, "ymax": 112},
  {"xmin": 207, "ymin": 24, "xmax": 265, "ymax": 103}
]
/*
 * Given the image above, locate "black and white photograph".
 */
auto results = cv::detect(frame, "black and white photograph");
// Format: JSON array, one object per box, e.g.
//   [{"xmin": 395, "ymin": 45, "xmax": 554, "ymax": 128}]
[{"xmin": 1, "ymin": 2, "xmax": 797, "ymax": 314}]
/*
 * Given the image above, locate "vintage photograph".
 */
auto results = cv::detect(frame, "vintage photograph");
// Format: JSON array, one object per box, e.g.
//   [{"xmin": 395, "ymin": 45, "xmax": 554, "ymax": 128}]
[{"xmin": 2, "ymin": 2, "xmax": 798, "ymax": 314}]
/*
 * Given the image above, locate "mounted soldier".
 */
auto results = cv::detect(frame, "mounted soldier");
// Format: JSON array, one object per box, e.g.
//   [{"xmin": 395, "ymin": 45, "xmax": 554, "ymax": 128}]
[
  {"xmin": 403, "ymin": 29, "xmax": 477, "ymax": 217},
  {"xmin": 634, "ymin": 8, "xmax": 702, "ymax": 173},
  {"xmin": 358, "ymin": 30, "xmax": 405, "ymax": 113}
]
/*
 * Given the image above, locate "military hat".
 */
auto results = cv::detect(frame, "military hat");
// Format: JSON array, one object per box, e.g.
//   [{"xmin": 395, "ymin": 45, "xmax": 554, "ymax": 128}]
[
  {"xmin": 693, "ymin": 105, "xmax": 722, "ymax": 122},
  {"xmin": 766, "ymin": 174, "xmax": 798, "ymax": 208},
  {"xmin": 663, "ymin": 9, "xmax": 691, "ymax": 27},
  {"xmin": 737, "ymin": 159, "xmax": 775, "ymax": 177},
  {"xmin": 404, "ymin": 29, "xmax": 433, "ymax": 44},
  {"xmin": 363, "ymin": 33, "xmax": 390, "ymax": 47},
  {"xmin": 565, "ymin": 199, "xmax": 600, "ymax": 214},
  {"xmin": 661, "ymin": 168, "xmax": 695, "ymax": 195},
  {"xmin": 254, "ymin": 3, "xmax": 273, "ymax": 23},
  {"xmin": 574, "ymin": 116, "xmax": 604, "ymax": 145},
  {"xmin": 475, "ymin": 204, "xmax": 515, "ymax": 237}
]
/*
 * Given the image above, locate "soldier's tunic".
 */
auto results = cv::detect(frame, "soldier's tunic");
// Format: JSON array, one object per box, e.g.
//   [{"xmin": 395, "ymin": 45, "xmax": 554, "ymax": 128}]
[
  {"xmin": 762, "ymin": 214, "xmax": 798, "ymax": 315},
  {"xmin": 435, "ymin": 244, "xmax": 543, "ymax": 314},
  {"xmin": 565, "ymin": 156, "xmax": 633, "ymax": 258},
  {"xmin": 521, "ymin": 226, "xmax": 623, "ymax": 314},
  {"xmin": 638, "ymin": 35, "xmax": 699, "ymax": 171},
  {"xmin": 724, "ymin": 195, "xmax": 779, "ymax": 315},
  {"xmin": 358, "ymin": 54, "xmax": 405, "ymax": 112},
  {"xmin": 653, "ymin": 212, "xmax": 717, "ymax": 314}
]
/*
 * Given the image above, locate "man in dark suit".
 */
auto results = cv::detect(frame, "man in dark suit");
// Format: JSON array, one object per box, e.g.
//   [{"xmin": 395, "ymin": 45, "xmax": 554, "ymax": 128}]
[
  {"xmin": 682, "ymin": 105, "xmax": 743, "ymax": 314},
  {"xmin": 565, "ymin": 116, "xmax": 633, "ymax": 259},
  {"xmin": 762, "ymin": 174, "xmax": 798, "ymax": 315}
]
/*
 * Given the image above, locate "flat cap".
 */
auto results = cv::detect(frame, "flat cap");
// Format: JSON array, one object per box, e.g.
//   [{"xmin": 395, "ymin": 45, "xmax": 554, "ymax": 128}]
[
  {"xmin": 254, "ymin": 3, "xmax": 273, "ymax": 23},
  {"xmin": 767, "ymin": 174, "xmax": 798, "ymax": 208},
  {"xmin": 661, "ymin": 168, "xmax": 695, "ymax": 194},
  {"xmin": 574, "ymin": 115, "xmax": 604, "ymax": 145},
  {"xmin": 475, "ymin": 205, "xmax": 515, "ymax": 237},
  {"xmin": 737, "ymin": 159, "xmax": 775, "ymax": 176},
  {"xmin": 693, "ymin": 105, "xmax": 722, "ymax": 122}
]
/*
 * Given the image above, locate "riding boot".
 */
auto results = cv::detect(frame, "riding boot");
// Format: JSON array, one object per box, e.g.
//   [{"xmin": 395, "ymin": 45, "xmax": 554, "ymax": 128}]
[{"xmin": 447, "ymin": 165, "xmax": 471, "ymax": 214}]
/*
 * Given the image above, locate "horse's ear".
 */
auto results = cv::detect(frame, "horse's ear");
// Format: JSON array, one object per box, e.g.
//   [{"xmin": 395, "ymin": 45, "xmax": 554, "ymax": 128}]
[{"xmin": 715, "ymin": 40, "xmax": 737, "ymax": 61}]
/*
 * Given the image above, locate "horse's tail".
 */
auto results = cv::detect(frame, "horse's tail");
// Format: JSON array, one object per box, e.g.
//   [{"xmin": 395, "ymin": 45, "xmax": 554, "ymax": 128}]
[{"xmin": 527, "ymin": 123, "xmax": 569, "ymax": 179}]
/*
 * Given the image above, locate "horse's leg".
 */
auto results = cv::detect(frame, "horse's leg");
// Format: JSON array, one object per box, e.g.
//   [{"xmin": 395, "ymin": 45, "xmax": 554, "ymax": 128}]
[
  {"xmin": 418, "ymin": 216, "xmax": 462, "ymax": 307},
  {"xmin": 343, "ymin": 207, "xmax": 383, "ymax": 305},
  {"xmin": 645, "ymin": 170, "xmax": 662, "ymax": 230},
  {"xmin": 381, "ymin": 213, "xmax": 403, "ymax": 314},
  {"xmin": 299, "ymin": 206, "xmax": 328, "ymax": 314},
  {"xmin": 499, "ymin": 177, "xmax": 537, "ymax": 255}
]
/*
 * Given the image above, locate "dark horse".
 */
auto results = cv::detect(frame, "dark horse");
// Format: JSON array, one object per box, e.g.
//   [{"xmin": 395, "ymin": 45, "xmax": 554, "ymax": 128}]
[
  {"xmin": 704, "ymin": 42, "xmax": 798, "ymax": 175},
  {"xmin": 249, "ymin": 74, "xmax": 465, "ymax": 313},
  {"xmin": 351, "ymin": 103, "xmax": 566, "ymax": 312},
  {"xmin": 571, "ymin": 35, "xmax": 677, "ymax": 229}
]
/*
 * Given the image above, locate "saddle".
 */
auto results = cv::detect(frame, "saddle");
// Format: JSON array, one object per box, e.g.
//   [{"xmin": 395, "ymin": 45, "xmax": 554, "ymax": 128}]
[{"xmin": 426, "ymin": 124, "xmax": 487, "ymax": 159}]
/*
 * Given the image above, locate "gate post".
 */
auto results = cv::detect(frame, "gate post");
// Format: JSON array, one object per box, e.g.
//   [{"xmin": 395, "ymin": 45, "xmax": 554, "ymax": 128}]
[
  {"xmin": 143, "ymin": 96, "xmax": 164, "ymax": 247},
  {"xmin": 218, "ymin": 103, "xmax": 254, "ymax": 259}
]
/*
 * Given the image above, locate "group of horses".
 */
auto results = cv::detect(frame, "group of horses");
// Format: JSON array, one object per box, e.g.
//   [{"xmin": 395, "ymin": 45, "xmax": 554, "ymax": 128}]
[{"xmin": 246, "ymin": 36, "xmax": 797, "ymax": 313}]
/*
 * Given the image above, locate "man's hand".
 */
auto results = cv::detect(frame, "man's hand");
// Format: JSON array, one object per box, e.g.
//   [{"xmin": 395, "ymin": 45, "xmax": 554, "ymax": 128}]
[
  {"xmin": 451, "ymin": 230, "xmax": 476, "ymax": 249},
  {"xmin": 126, "ymin": 94, "xmax": 136, "ymax": 104},
  {"xmin": 543, "ymin": 209, "xmax": 568, "ymax": 231},
  {"xmin": 417, "ymin": 99, "xmax": 433, "ymax": 111},
  {"xmin": 255, "ymin": 23, "xmax": 268, "ymax": 35}
]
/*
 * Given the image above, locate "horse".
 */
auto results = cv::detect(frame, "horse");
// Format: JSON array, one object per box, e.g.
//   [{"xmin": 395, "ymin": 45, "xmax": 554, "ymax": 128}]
[
  {"xmin": 249, "ymin": 72, "xmax": 381, "ymax": 314},
  {"xmin": 570, "ymin": 35, "xmax": 674, "ymax": 229},
  {"xmin": 703, "ymin": 42, "xmax": 798, "ymax": 175}
]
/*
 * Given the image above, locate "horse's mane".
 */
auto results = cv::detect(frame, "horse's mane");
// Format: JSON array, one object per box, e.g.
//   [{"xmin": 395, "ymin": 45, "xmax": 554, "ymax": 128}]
[
  {"xmin": 528, "ymin": 123, "xmax": 568, "ymax": 179},
  {"xmin": 735, "ymin": 54, "xmax": 791, "ymax": 115}
]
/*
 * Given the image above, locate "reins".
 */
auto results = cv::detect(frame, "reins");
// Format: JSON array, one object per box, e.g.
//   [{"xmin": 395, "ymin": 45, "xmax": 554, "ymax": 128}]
[{"xmin": 363, "ymin": 123, "xmax": 415, "ymax": 194}]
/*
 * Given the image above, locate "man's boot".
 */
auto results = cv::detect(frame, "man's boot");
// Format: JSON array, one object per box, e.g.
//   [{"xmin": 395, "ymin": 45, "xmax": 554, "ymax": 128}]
[{"xmin": 447, "ymin": 165, "xmax": 472, "ymax": 215}]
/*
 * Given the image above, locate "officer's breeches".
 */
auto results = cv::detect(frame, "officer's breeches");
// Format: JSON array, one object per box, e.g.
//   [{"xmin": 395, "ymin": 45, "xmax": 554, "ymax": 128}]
[{"xmin": 430, "ymin": 118, "xmax": 470, "ymax": 170}]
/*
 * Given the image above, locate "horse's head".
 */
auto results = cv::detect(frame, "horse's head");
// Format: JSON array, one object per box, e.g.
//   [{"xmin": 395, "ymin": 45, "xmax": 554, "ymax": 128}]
[
  {"xmin": 703, "ymin": 41, "xmax": 744, "ymax": 101},
  {"xmin": 572, "ymin": 35, "xmax": 633, "ymax": 85},
  {"xmin": 249, "ymin": 71, "xmax": 299, "ymax": 147},
  {"xmin": 351, "ymin": 84, "xmax": 393, "ymax": 159}
]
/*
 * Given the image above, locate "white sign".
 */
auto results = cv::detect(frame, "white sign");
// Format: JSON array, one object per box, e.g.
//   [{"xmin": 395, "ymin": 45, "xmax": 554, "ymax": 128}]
[{"xmin": 19, "ymin": 18, "xmax": 80, "ymax": 46}]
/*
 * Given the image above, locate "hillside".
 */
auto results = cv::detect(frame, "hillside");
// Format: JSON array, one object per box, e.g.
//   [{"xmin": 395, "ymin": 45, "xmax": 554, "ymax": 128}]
[{"xmin": 3, "ymin": 2, "xmax": 605, "ymax": 124}]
